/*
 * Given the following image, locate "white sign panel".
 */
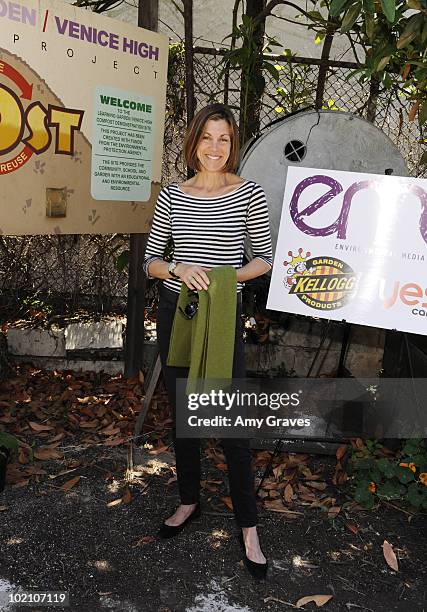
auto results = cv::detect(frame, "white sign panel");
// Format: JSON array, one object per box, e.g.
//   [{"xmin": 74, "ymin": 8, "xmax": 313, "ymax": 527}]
[
  {"xmin": 91, "ymin": 86, "xmax": 154, "ymax": 201},
  {"xmin": 267, "ymin": 167, "xmax": 427, "ymax": 336}
]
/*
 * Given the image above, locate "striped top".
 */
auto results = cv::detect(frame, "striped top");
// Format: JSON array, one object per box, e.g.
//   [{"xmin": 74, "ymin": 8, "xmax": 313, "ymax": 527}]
[{"xmin": 143, "ymin": 180, "xmax": 273, "ymax": 293}]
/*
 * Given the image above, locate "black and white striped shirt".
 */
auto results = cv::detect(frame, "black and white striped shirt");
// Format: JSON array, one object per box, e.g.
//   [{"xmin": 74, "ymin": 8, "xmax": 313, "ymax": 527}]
[{"xmin": 143, "ymin": 180, "xmax": 273, "ymax": 293}]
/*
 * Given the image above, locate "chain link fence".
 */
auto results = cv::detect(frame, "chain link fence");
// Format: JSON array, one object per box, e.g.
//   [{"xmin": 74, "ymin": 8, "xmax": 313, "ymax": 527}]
[{"xmin": 0, "ymin": 46, "xmax": 425, "ymax": 320}]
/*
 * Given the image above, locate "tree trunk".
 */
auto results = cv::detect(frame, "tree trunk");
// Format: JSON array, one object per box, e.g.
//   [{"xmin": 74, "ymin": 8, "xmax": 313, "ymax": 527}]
[
  {"xmin": 183, "ymin": 0, "xmax": 195, "ymax": 126},
  {"xmin": 315, "ymin": 21, "xmax": 334, "ymax": 110},
  {"xmin": 366, "ymin": 74, "xmax": 380, "ymax": 123},
  {"xmin": 239, "ymin": 0, "xmax": 266, "ymax": 147}
]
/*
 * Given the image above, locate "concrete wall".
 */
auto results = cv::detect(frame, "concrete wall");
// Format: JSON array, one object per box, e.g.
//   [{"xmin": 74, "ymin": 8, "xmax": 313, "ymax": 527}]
[
  {"xmin": 246, "ymin": 318, "xmax": 385, "ymax": 378},
  {"xmin": 6, "ymin": 316, "xmax": 384, "ymax": 378}
]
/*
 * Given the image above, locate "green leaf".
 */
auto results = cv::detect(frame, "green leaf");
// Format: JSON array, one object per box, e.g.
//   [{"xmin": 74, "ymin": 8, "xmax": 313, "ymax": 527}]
[
  {"xmin": 355, "ymin": 457, "xmax": 376, "ymax": 470},
  {"xmin": 362, "ymin": 0, "xmax": 374, "ymax": 11},
  {"xmin": 263, "ymin": 62, "xmax": 280, "ymax": 81},
  {"xmin": 341, "ymin": 1, "xmax": 362, "ymax": 33},
  {"xmin": 407, "ymin": 485, "xmax": 424, "ymax": 508},
  {"xmin": 315, "ymin": 30, "xmax": 326, "ymax": 44},
  {"xmin": 330, "ymin": 0, "xmax": 352, "ymax": 16},
  {"xmin": 267, "ymin": 39, "xmax": 282, "ymax": 47},
  {"xmin": 377, "ymin": 480, "xmax": 402, "ymax": 499},
  {"xmin": 242, "ymin": 14, "xmax": 252, "ymax": 28},
  {"xmin": 381, "ymin": 0, "xmax": 396, "ymax": 23},
  {"xmin": 116, "ymin": 250, "xmax": 129, "ymax": 273},
  {"xmin": 369, "ymin": 468, "xmax": 383, "ymax": 483},
  {"xmin": 365, "ymin": 11, "xmax": 375, "ymax": 41},
  {"xmin": 307, "ymin": 10, "xmax": 326, "ymax": 21},
  {"xmin": 376, "ymin": 55, "xmax": 391, "ymax": 71},
  {"xmin": 380, "ymin": 0, "xmax": 396, "ymax": 22},
  {"xmin": 354, "ymin": 482, "xmax": 373, "ymax": 503},
  {"xmin": 377, "ymin": 458, "xmax": 396, "ymax": 478},
  {"xmin": 396, "ymin": 466, "xmax": 415, "ymax": 484},
  {"xmin": 382, "ymin": 73, "xmax": 393, "ymax": 88},
  {"xmin": 0, "ymin": 432, "xmax": 19, "ymax": 451},
  {"xmin": 397, "ymin": 14, "xmax": 424, "ymax": 49}
]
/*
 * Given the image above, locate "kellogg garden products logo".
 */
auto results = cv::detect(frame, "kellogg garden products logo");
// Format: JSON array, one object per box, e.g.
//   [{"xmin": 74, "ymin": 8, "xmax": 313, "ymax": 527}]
[
  {"xmin": 283, "ymin": 248, "xmax": 358, "ymax": 311},
  {"xmin": 0, "ymin": 60, "xmax": 84, "ymax": 175}
]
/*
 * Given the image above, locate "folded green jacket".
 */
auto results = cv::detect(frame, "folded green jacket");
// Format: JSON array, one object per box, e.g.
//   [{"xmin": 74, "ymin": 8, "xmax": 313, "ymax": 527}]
[{"xmin": 167, "ymin": 266, "xmax": 237, "ymax": 392}]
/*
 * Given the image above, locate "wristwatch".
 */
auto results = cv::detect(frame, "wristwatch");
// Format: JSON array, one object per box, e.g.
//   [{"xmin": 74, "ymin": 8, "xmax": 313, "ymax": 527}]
[{"xmin": 168, "ymin": 261, "xmax": 180, "ymax": 278}]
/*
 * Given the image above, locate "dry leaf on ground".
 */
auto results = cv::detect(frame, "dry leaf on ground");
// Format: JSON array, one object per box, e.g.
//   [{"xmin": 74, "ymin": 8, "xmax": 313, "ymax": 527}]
[
  {"xmin": 221, "ymin": 496, "xmax": 233, "ymax": 511},
  {"xmin": 327, "ymin": 506, "xmax": 341, "ymax": 518},
  {"xmin": 122, "ymin": 488, "xmax": 132, "ymax": 504},
  {"xmin": 47, "ymin": 433, "xmax": 65, "ymax": 443},
  {"xmin": 100, "ymin": 427, "xmax": 121, "ymax": 436},
  {"xmin": 107, "ymin": 499, "xmax": 122, "ymax": 507},
  {"xmin": 346, "ymin": 522, "xmax": 359, "ymax": 535},
  {"xmin": 264, "ymin": 499, "xmax": 303, "ymax": 517},
  {"xmin": 61, "ymin": 476, "xmax": 81, "ymax": 492},
  {"xmin": 335, "ymin": 445, "xmax": 347, "ymax": 460},
  {"xmin": 104, "ymin": 437, "xmax": 125, "ymax": 447},
  {"xmin": 306, "ymin": 481, "xmax": 327, "ymax": 491},
  {"xmin": 296, "ymin": 594, "xmax": 333, "ymax": 608},
  {"xmin": 148, "ymin": 445, "xmax": 169, "ymax": 455},
  {"xmin": 34, "ymin": 448, "xmax": 63, "ymax": 461},
  {"xmin": 383, "ymin": 540, "xmax": 399, "ymax": 571},
  {"xmin": 12, "ymin": 479, "xmax": 29, "ymax": 488},
  {"xmin": 29, "ymin": 421, "xmax": 55, "ymax": 432},
  {"xmin": 133, "ymin": 536, "xmax": 155, "ymax": 547},
  {"xmin": 25, "ymin": 467, "xmax": 47, "ymax": 475},
  {"xmin": 284, "ymin": 484, "xmax": 294, "ymax": 503}
]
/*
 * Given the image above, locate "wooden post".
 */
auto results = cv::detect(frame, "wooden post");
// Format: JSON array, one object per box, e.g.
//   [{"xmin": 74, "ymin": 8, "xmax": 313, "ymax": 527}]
[{"xmin": 124, "ymin": 0, "xmax": 159, "ymax": 378}]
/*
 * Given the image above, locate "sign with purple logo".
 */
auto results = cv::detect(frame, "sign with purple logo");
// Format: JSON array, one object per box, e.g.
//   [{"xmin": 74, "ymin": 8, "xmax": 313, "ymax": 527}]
[{"xmin": 267, "ymin": 167, "xmax": 427, "ymax": 335}]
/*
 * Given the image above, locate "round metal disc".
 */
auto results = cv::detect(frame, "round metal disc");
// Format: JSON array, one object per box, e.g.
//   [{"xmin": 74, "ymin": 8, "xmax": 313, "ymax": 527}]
[{"xmin": 239, "ymin": 110, "xmax": 408, "ymax": 254}]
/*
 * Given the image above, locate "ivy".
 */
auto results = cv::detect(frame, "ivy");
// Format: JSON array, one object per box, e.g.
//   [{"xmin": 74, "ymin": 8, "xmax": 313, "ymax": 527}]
[{"xmin": 346, "ymin": 439, "xmax": 427, "ymax": 510}]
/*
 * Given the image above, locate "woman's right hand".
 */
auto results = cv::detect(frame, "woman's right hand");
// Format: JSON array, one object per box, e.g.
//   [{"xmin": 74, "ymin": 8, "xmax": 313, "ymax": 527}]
[{"xmin": 175, "ymin": 263, "xmax": 211, "ymax": 291}]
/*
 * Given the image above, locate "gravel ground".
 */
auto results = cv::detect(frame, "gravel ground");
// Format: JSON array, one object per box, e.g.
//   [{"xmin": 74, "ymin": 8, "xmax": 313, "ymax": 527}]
[{"xmin": 0, "ymin": 444, "xmax": 426, "ymax": 612}]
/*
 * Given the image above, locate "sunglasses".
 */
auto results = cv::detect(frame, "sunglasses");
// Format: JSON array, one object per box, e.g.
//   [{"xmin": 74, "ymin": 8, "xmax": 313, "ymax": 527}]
[{"xmin": 179, "ymin": 291, "xmax": 199, "ymax": 320}]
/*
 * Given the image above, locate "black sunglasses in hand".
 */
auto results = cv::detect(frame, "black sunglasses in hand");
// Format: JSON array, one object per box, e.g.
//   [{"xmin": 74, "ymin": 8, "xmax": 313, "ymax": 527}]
[{"xmin": 179, "ymin": 290, "xmax": 199, "ymax": 320}]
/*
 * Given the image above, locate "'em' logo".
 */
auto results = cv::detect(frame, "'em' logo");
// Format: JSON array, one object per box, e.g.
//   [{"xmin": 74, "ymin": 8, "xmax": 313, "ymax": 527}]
[
  {"xmin": 284, "ymin": 248, "xmax": 358, "ymax": 310},
  {"xmin": 0, "ymin": 60, "xmax": 84, "ymax": 175}
]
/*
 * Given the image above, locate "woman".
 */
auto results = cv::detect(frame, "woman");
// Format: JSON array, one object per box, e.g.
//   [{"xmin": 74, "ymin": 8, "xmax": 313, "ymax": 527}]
[{"xmin": 143, "ymin": 103, "xmax": 272, "ymax": 579}]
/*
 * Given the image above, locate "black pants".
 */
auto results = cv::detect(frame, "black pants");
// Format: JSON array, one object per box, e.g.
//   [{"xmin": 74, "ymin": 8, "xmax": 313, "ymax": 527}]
[{"xmin": 156, "ymin": 284, "xmax": 258, "ymax": 528}]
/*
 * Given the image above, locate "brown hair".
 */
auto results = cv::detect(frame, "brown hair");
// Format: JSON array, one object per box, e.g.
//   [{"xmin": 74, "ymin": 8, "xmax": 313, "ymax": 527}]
[{"xmin": 183, "ymin": 103, "xmax": 239, "ymax": 173}]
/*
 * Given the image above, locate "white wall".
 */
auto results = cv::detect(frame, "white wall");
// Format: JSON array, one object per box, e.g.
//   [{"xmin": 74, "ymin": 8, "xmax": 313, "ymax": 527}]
[{"xmin": 65, "ymin": 0, "xmax": 357, "ymax": 61}]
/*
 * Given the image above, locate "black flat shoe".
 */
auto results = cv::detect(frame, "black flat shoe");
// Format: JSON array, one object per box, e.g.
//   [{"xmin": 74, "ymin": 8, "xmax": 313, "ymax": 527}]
[
  {"xmin": 238, "ymin": 531, "xmax": 268, "ymax": 580},
  {"xmin": 157, "ymin": 503, "xmax": 201, "ymax": 539}
]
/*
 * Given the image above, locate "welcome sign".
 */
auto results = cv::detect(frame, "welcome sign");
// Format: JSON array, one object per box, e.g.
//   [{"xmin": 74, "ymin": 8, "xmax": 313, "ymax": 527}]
[
  {"xmin": 267, "ymin": 167, "xmax": 427, "ymax": 336},
  {"xmin": 0, "ymin": 0, "xmax": 168, "ymax": 235}
]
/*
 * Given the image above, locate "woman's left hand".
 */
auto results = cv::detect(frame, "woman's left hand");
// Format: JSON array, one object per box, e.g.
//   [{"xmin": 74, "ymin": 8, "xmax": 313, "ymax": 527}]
[{"xmin": 175, "ymin": 262, "xmax": 211, "ymax": 291}]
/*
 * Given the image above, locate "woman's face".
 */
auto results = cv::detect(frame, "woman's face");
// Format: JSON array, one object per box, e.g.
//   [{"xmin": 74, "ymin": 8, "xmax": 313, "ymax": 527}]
[{"xmin": 196, "ymin": 118, "xmax": 232, "ymax": 173}]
